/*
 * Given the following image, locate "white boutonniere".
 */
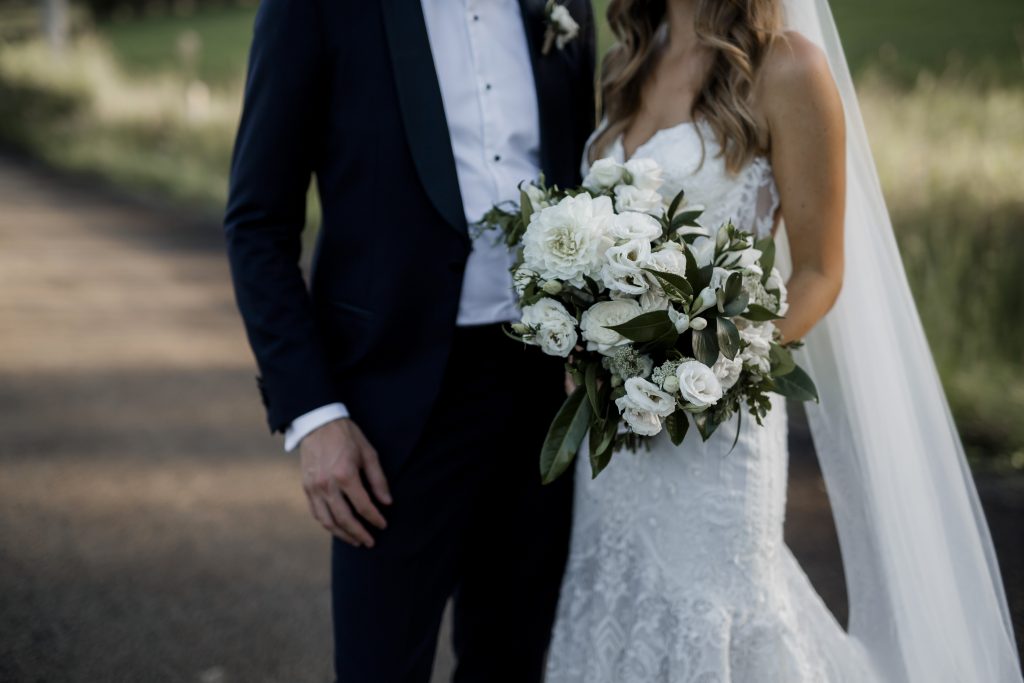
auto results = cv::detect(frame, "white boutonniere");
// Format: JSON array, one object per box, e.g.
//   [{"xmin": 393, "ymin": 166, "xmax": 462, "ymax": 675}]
[{"xmin": 542, "ymin": 1, "xmax": 580, "ymax": 55}]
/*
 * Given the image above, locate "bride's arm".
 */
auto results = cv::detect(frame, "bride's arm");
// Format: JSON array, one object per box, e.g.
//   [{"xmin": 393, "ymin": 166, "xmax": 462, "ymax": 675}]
[{"xmin": 756, "ymin": 31, "xmax": 846, "ymax": 343}]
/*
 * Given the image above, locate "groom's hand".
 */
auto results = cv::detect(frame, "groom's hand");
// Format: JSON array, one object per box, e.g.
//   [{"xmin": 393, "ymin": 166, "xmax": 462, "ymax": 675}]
[{"xmin": 300, "ymin": 418, "xmax": 392, "ymax": 548}]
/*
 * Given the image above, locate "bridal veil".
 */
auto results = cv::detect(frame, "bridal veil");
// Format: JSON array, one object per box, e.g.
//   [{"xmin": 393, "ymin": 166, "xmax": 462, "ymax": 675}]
[{"xmin": 778, "ymin": 0, "xmax": 1022, "ymax": 680}]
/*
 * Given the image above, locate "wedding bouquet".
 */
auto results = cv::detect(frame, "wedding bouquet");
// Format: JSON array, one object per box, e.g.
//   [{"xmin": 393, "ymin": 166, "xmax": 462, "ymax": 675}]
[{"xmin": 480, "ymin": 157, "xmax": 818, "ymax": 483}]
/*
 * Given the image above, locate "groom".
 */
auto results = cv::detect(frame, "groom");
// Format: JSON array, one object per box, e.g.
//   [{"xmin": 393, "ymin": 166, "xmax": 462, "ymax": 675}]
[{"xmin": 224, "ymin": 0, "xmax": 595, "ymax": 680}]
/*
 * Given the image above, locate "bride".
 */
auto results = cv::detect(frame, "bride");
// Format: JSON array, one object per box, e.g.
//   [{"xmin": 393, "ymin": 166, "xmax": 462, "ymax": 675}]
[{"xmin": 545, "ymin": 0, "xmax": 1022, "ymax": 681}]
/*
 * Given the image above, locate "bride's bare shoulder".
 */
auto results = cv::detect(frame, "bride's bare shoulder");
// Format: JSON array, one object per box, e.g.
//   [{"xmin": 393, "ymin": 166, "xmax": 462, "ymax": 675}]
[{"xmin": 755, "ymin": 30, "xmax": 842, "ymax": 130}]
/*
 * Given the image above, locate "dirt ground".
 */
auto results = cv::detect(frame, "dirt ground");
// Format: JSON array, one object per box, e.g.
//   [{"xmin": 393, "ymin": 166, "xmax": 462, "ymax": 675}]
[{"xmin": 0, "ymin": 155, "xmax": 1020, "ymax": 682}]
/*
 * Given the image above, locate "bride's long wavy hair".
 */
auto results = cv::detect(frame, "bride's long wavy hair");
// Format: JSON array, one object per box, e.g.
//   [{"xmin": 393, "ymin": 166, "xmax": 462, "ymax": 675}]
[{"xmin": 591, "ymin": 0, "xmax": 783, "ymax": 173}]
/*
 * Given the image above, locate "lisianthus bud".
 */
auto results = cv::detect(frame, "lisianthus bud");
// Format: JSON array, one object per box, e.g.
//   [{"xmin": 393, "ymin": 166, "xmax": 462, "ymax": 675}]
[
  {"xmin": 690, "ymin": 317, "xmax": 708, "ymax": 331},
  {"xmin": 511, "ymin": 323, "xmax": 530, "ymax": 335},
  {"xmin": 541, "ymin": 280, "xmax": 563, "ymax": 295},
  {"xmin": 662, "ymin": 375, "xmax": 680, "ymax": 393}
]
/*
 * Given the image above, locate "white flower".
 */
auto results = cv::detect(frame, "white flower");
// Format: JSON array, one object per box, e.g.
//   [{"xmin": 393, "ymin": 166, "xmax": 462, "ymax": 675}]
[
  {"xmin": 520, "ymin": 298, "xmax": 578, "ymax": 357},
  {"xmin": 579, "ymin": 299, "xmax": 642, "ymax": 355},
  {"xmin": 614, "ymin": 395, "xmax": 664, "ymax": 436},
  {"xmin": 709, "ymin": 266, "xmax": 733, "ymax": 292},
  {"xmin": 711, "ymin": 353, "xmax": 744, "ymax": 390},
  {"xmin": 582, "ymin": 157, "xmax": 626, "ymax": 192},
  {"xmin": 691, "ymin": 287, "xmax": 717, "ymax": 316},
  {"xmin": 689, "ymin": 235, "xmax": 715, "ymax": 267},
  {"xmin": 512, "ymin": 266, "xmax": 538, "ymax": 296},
  {"xmin": 608, "ymin": 211, "xmax": 663, "ymax": 241},
  {"xmin": 737, "ymin": 319, "xmax": 774, "ymax": 373},
  {"xmin": 614, "ymin": 184, "xmax": 665, "ymax": 216},
  {"xmin": 623, "ymin": 377, "xmax": 677, "ymax": 417},
  {"xmin": 720, "ymin": 246, "xmax": 763, "ymax": 274},
  {"xmin": 549, "ymin": 4, "xmax": 580, "ymax": 49},
  {"xmin": 676, "ymin": 360, "xmax": 724, "ymax": 408},
  {"xmin": 645, "ymin": 246, "xmax": 688, "ymax": 278},
  {"xmin": 668, "ymin": 307, "xmax": 690, "ymax": 333},
  {"xmin": 765, "ymin": 267, "xmax": 789, "ymax": 316},
  {"xmin": 601, "ymin": 239, "xmax": 651, "ymax": 295},
  {"xmin": 523, "ymin": 183, "xmax": 550, "ymax": 210},
  {"xmin": 689, "ymin": 316, "xmax": 708, "ymax": 331},
  {"xmin": 639, "ymin": 289, "xmax": 670, "ymax": 312},
  {"xmin": 521, "ymin": 193, "xmax": 614, "ymax": 288},
  {"xmin": 623, "ymin": 157, "xmax": 664, "ymax": 192}
]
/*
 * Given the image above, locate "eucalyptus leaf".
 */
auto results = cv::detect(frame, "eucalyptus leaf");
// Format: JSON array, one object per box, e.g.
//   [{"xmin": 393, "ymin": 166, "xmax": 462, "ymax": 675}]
[
  {"xmin": 721, "ymin": 291, "xmax": 749, "ymax": 317},
  {"xmin": 755, "ymin": 236, "xmax": 776, "ymax": 284},
  {"xmin": 691, "ymin": 318, "xmax": 720, "ymax": 366},
  {"xmin": 589, "ymin": 415, "xmax": 619, "ymax": 478},
  {"xmin": 743, "ymin": 304, "xmax": 784, "ymax": 322},
  {"xmin": 716, "ymin": 316, "xmax": 740, "ymax": 360},
  {"xmin": 642, "ymin": 267, "xmax": 693, "ymax": 300},
  {"xmin": 724, "ymin": 272, "xmax": 742, "ymax": 302},
  {"xmin": 666, "ymin": 410, "xmax": 689, "ymax": 446},
  {"xmin": 519, "ymin": 188, "xmax": 534, "ymax": 227},
  {"xmin": 769, "ymin": 342, "xmax": 796, "ymax": 377},
  {"xmin": 770, "ymin": 365, "xmax": 819, "ymax": 402},
  {"xmin": 666, "ymin": 188, "xmax": 686, "ymax": 221},
  {"xmin": 585, "ymin": 362, "xmax": 601, "ymax": 414},
  {"xmin": 540, "ymin": 387, "xmax": 592, "ymax": 484},
  {"xmin": 608, "ymin": 310, "xmax": 676, "ymax": 343},
  {"xmin": 670, "ymin": 210, "xmax": 703, "ymax": 230}
]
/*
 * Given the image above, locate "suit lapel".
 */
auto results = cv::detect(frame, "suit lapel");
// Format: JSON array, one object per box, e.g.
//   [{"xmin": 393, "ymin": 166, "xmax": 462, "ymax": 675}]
[{"xmin": 380, "ymin": 0, "xmax": 467, "ymax": 238}]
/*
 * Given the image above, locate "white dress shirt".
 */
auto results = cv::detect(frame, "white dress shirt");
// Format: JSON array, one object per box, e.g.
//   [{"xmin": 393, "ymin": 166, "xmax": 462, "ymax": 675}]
[{"xmin": 284, "ymin": 0, "xmax": 541, "ymax": 451}]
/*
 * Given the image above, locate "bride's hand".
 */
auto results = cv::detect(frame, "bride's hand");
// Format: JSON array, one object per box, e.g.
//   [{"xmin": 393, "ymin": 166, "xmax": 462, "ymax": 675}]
[{"xmin": 299, "ymin": 418, "xmax": 392, "ymax": 548}]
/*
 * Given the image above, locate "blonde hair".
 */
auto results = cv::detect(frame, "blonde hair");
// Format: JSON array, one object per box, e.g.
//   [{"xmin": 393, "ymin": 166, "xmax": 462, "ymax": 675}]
[{"xmin": 592, "ymin": 0, "xmax": 782, "ymax": 173}]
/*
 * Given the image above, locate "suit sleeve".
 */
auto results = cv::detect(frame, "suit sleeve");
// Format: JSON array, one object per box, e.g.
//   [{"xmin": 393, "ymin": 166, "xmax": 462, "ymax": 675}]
[{"xmin": 223, "ymin": 0, "xmax": 341, "ymax": 433}]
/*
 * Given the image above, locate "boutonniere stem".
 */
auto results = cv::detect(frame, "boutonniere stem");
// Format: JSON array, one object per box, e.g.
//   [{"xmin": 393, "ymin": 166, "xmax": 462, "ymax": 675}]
[{"xmin": 542, "ymin": 0, "xmax": 580, "ymax": 56}]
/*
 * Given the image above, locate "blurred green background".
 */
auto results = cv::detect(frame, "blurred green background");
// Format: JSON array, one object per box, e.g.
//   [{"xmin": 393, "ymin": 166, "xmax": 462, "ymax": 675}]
[{"xmin": 1, "ymin": 0, "xmax": 1023, "ymax": 468}]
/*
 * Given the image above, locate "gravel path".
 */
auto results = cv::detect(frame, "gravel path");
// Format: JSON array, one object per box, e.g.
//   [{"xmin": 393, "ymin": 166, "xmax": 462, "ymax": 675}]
[{"xmin": 0, "ymin": 155, "xmax": 1019, "ymax": 682}]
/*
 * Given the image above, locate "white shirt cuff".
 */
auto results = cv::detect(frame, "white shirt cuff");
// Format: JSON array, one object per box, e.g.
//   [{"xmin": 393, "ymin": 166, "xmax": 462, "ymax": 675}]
[{"xmin": 284, "ymin": 403, "xmax": 349, "ymax": 452}]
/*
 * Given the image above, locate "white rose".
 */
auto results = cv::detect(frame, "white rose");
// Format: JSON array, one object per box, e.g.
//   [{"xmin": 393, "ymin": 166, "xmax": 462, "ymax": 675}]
[
  {"xmin": 582, "ymin": 157, "xmax": 625, "ymax": 192},
  {"xmin": 550, "ymin": 4, "xmax": 580, "ymax": 48},
  {"xmin": 601, "ymin": 239, "xmax": 651, "ymax": 295},
  {"xmin": 614, "ymin": 184, "xmax": 665, "ymax": 216},
  {"xmin": 623, "ymin": 377, "xmax": 677, "ymax": 417},
  {"xmin": 579, "ymin": 299, "xmax": 642, "ymax": 355},
  {"xmin": 676, "ymin": 360, "xmax": 724, "ymax": 409},
  {"xmin": 711, "ymin": 353, "xmax": 744, "ymax": 390},
  {"xmin": 521, "ymin": 193, "xmax": 614, "ymax": 288},
  {"xmin": 623, "ymin": 157, "xmax": 664, "ymax": 192},
  {"xmin": 614, "ymin": 395, "xmax": 664, "ymax": 436},
  {"xmin": 520, "ymin": 298, "xmax": 578, "ymax": 358},
  {"xmin": 737, "ymin": 319, "xmax": 774, "ymax": 373},
  {"xmin": 608, "ymin": 211, "xmax": 663, "ymax": 241}
]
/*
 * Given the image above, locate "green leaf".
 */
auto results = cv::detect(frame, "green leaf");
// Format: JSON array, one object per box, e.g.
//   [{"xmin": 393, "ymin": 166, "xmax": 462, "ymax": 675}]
[
  {"xmin": 666, "ymin": 188, "xmax": 685, "ymax": 220},
  {"xmin": 716, "ymin": 316, "xmax": 740, "ymax": 360},
  {"xmin": 721, "ymin": 292, "xmax": 749, "ymax": 317},
  {"xmin": 728, "ymin": 409, "xmax": 742, "ymax": 453},
  {"xmin": 540, "ymin": 387, "xmax": 592, "ymax": 484},
  {"xmin": 691, "ymin": 318, "xmax": 720, "ymax": 366},
  {"xmin": 588, "ymin": 415, "xmax": 619, "ymax": 478},
  {"xmin": 642, "ymin": 267, "xmax": 693, "ymax": 300},
  {"xmin": 695, "ymin": 263, "xmax": 715, "ymax": 290},
  {"xmin": 684, "ymin": 248, "xmax": 701, "ymax": 284},
  {"xmin": 607, "ymin": 310, "xmax": 676, "ymax": 343},
  {"xmin": 743, "ymin": 304, "xmax": 784, "ymax": 322},
  {"xmin": 755, "ymin": 236, "xmax": 776, "ymax": 284},
  {"xmin": 519, "ymin": 188, "xmax": 534, "ymax": 227},
  {"xmin": 669, "ymin": 210, "xmax": 703, "ymax": 231},
  {"xmin": 769, "ymin": 342, "xmax": 796, "ymax": 377},
  {"xmin": 770, "ymin": 365, "xmax": 819, "ymax": 402},
  {"xmin": 724, "ymin": 272, "xmax": 742, "ymax": 302},
  {"xmin": 583, "ymin": 274, "xmax": 601, "ymax": 297},
  {"xmin": 693, "ymin": 411, "xmax": 719, "ymax": 441},
  {"xmin": 584, "ymin": 361, "xmax": 601, "ymax": 414},
  {"xmin": 665, "ymin": 410, "xmax": 689, "ymax": 446}
]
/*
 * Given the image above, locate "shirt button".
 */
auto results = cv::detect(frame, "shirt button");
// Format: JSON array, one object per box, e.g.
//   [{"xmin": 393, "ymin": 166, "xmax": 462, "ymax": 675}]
[
  {"xmin": 493, "ymin": 154, "xmax": 501, "ymax": 162},
  {"xmin": 472, "ymin": 14, "xmax": 479, "ymax": 21},
  {"xmin": 485, "ymin": 83, "xmax": 492, "ymax": 91}
]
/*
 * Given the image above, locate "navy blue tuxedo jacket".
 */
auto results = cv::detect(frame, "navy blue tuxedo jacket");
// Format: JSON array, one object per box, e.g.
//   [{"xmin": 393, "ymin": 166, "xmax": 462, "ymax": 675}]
[{"xmin": 224, "ymin": 0, "xmax": 596, "ymax": 469}]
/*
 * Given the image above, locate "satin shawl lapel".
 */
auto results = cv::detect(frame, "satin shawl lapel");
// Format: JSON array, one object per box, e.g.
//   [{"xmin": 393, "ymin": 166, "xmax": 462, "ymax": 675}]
[{"xmin": 380, "ymin": 0, "xmax": 467, "ymax": 237}]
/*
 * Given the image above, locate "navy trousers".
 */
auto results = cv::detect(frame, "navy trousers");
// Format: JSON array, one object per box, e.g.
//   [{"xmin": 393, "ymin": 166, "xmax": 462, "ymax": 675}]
[{"xmin": 331, "ymin": 324, "xmax": 574, "ymax": 682}]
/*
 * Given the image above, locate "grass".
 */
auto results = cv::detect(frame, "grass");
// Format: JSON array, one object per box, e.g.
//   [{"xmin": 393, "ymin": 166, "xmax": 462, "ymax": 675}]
[{"xmin": 0, "ymin": 3, "xmax": 1022, "ymax": 465}]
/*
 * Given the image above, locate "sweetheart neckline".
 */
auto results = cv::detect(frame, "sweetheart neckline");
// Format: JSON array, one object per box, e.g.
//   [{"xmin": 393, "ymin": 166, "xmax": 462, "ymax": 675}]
[{"xmin": 618, "ymin": 120, "xmax": 698, "ymax": 163}]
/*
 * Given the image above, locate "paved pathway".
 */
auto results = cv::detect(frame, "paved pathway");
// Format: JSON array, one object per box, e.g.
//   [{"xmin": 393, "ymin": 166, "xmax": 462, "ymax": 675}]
[{"xmin": 0, "ymin": 156, "xmax": 1018, "ymax": 682}]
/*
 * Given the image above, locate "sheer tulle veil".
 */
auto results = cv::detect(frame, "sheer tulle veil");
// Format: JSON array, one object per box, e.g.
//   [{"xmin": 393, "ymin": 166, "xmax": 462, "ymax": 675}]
[{"xmin": 777, "ymin": 1, "xmax": 1022, "ymax": 680}]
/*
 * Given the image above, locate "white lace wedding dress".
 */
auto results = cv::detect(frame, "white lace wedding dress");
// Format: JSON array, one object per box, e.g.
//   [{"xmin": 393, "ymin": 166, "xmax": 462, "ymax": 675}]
[{"xmin": 545, "ymin": 121, "xmax": 878, "ymax": 683}]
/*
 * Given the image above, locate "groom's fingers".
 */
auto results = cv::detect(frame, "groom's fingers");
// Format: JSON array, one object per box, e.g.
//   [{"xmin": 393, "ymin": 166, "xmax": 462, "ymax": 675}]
[
  {"xmin": 340, "ymin": 473, "xmax": 387, "ymax": 531},
  {"xmin": 311, "ymin": 495, "xmax": 357, "ymax": 546},
  {"xmin": 360, "ymin": 446, "xmax": 392, "ymax": 506},
  {"xmin": 326, "ymin": 482, "xmax": 375, "ymax": 547}
]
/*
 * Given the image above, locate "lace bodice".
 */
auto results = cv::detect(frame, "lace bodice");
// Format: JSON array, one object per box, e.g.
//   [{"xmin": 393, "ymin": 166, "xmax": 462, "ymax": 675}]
[
  {"xmin": 547, "ymin": 125, "xmax": 876, "ymax": 683},
  {"xmin": 597, "ymin": 120, "xmax": 781, "ymax": 239}
]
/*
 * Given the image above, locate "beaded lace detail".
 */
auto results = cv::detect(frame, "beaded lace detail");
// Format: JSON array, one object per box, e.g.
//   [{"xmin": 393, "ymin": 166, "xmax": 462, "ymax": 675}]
[{"xmin": 546, "ymin": 126, "xmax": 877, "ymax": 683}]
